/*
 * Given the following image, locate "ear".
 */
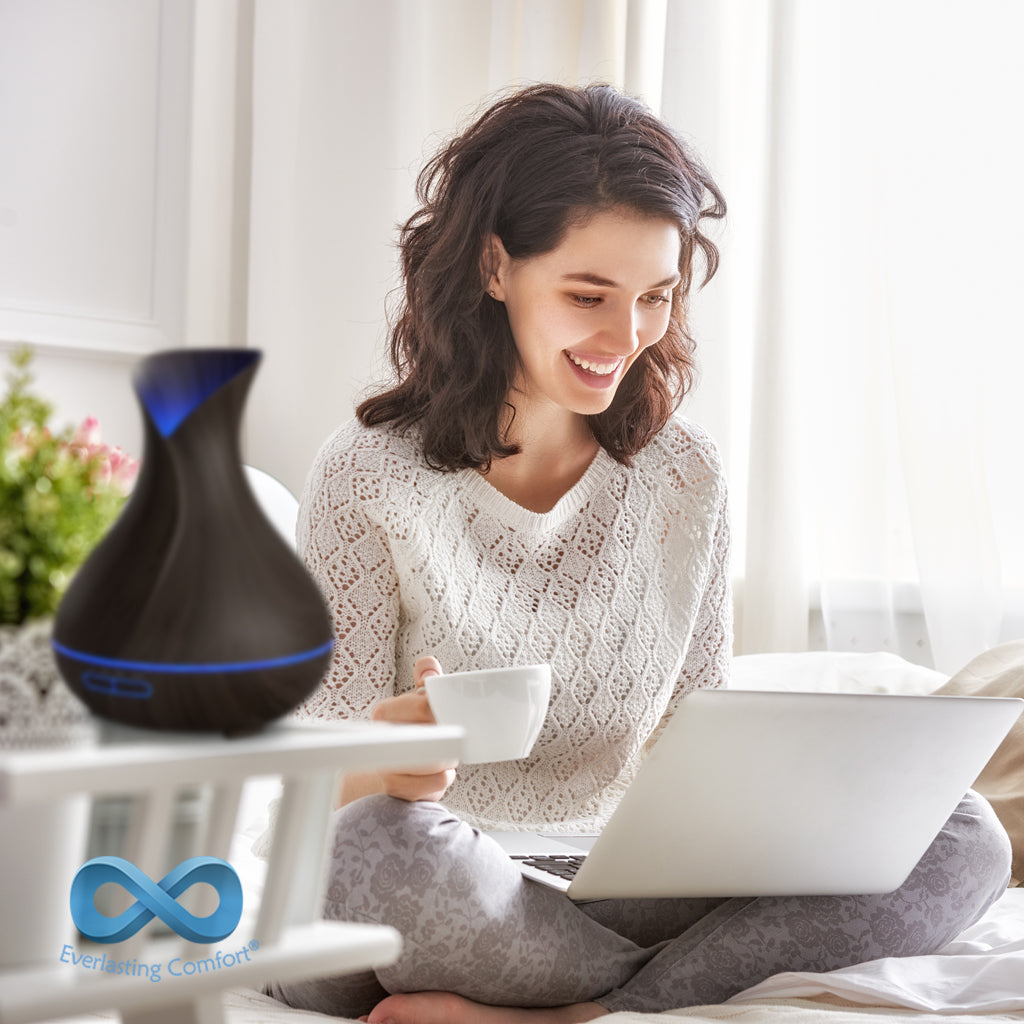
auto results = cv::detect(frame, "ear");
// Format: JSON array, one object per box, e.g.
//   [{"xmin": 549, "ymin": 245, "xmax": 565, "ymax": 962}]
[{"xmin": 481, "ymin": 233, "xmax": 512, "ymax": 301}]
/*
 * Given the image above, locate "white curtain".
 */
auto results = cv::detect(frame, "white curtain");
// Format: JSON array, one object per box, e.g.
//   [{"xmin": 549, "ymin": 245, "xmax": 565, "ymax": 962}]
[
  {"xmin": 241, "ymin": 0, "xmax": 1024, "ymax": 674},
  {"xmin": 670, "ymin": 0, "xmax": 1024, "ymax": 672}
]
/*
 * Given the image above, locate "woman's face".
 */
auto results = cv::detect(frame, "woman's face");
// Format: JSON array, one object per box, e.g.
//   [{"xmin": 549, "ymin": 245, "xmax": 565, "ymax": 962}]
[{"xmin": 488, "ymin": 207, "xmax": 682, "ymax": 419}]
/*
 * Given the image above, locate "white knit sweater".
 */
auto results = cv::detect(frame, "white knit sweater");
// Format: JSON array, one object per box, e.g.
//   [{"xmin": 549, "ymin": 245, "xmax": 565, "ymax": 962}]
[{"xmin": 295, "ymin": 415, "xmax": 732, "ymax": 833}]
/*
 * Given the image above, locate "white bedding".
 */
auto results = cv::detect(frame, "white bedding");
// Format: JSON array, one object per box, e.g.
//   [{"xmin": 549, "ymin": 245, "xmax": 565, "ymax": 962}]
[
  {"xmin": 729, "ymin": 887, "xmax": 1024, "ymax": 1015},
  {"xmin": 224, "ymin": 650, "xmax": 1024, "ymax": 1023}
]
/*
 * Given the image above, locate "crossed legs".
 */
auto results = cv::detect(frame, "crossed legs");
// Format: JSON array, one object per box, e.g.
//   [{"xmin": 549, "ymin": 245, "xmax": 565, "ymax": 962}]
[{"xmin": 267, "ymin": 790, "xmax": 1011, "ymax": 1020}]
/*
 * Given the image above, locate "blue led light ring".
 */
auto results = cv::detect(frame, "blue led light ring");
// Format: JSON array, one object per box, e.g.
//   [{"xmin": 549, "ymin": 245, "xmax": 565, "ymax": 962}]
[
  {"xmin": 52, "ymin": 638, "xmax": 334, "ymax": 675},
  {"xmin": 70, "ymin": 856, "xmax": 243, "ymax": 944}
]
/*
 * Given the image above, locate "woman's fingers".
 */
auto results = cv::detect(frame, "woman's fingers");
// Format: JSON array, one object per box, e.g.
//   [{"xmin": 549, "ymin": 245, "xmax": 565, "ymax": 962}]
[
  {"xmin": 413, "ymin": 655, "xmax": 443, "ymax": 688},
  {"xmin": 371, "ymin": 687, "xmax": 435, "ymax": 724}
]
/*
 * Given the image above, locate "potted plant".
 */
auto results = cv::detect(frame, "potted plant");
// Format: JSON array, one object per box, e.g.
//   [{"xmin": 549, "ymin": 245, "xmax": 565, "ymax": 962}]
[{"xmin": 0, "ymin": 344, "xmax": 137, "ymax": 966}]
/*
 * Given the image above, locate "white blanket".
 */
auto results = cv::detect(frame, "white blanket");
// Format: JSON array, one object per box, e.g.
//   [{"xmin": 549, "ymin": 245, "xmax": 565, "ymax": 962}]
[{"xmin": 730, "ymin": 887, "xmax": 1024, "ymax": 1014}]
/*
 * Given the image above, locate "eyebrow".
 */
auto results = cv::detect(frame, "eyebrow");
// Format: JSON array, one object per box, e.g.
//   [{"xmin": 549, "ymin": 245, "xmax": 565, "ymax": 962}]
[{"xmin": 561, "ymin": 272, "xmax": 682, "ymax": 289}]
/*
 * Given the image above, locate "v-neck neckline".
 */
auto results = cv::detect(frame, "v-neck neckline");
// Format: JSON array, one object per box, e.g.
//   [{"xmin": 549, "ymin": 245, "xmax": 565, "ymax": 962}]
[{"xmin": 458, "ymin": 448, "xmax": 617, "ymax": 533}]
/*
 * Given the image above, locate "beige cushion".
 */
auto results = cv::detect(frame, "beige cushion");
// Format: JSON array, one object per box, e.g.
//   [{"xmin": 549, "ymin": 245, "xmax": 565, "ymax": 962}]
[{"xmin": 935, "ymin": 641, "xmax": 1024, "ymax": 885}]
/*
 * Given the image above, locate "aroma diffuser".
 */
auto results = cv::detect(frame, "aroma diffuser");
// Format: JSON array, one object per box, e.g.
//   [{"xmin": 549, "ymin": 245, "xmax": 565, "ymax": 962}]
[{"xmin": 52, "ymin": 349, "xmax": 333, "ymax": 734}]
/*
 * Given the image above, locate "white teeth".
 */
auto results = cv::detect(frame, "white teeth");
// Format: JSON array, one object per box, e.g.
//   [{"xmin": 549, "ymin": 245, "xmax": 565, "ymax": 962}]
[{"xmin": 568, "ymin": 353, "xmax": 619, "ymax": 375}]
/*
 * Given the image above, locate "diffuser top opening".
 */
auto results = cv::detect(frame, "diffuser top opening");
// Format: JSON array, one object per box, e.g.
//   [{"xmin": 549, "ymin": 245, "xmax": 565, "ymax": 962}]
[{"xmin": 134, "ymin": 349, "xmax": 261, "ymax": 437}]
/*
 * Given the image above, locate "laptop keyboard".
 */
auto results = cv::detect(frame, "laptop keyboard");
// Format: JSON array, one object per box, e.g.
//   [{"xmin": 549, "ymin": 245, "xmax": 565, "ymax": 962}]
[{"xmin": 510, "ymin": 853, "xmax": 586, "ymax": 881}]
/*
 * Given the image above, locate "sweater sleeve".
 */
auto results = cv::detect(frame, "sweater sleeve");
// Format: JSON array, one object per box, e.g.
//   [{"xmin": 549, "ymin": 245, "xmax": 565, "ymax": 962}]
[
  {"xmin": 676, "ymin": 487, "xmax": 732, "ymax": 697},
  {"xmin": 643, "ymin": 437, "xmax": 733, "ymax": 755},
  {"xmin": 293, "ymin": 432, "xmax": 402, "ymax": 721}
]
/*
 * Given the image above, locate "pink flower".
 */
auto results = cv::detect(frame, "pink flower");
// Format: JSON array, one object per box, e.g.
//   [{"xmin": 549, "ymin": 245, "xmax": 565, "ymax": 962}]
[
  {"xmin": 106, "ymin": 446, "xmax": 138, "ymax": 493},
  {"xmin": 72, "ymin": 416, "xmax": 101, "ymax": 448},
  {"xmin": 66, "ymin": 417, "xmax": 139, "ymax": 495}
]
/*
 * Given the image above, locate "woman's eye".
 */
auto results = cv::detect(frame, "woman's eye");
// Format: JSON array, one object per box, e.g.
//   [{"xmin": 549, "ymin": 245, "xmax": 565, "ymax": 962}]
[{"xmin": 572, "ymin": 293, "xmax": 670, "ymax": 309}]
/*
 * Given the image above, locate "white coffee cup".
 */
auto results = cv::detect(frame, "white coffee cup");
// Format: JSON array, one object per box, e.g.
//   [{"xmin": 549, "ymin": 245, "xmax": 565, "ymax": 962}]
[{"xmin": 424, "ymin": 664, "xmax": 551, "ymax": 764}]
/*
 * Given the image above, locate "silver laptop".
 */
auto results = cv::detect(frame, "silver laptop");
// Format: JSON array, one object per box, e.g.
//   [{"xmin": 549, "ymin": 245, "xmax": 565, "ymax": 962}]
[{"xmin": 490, "ymin": 688, "xmax": 1022, "ymax": 899}]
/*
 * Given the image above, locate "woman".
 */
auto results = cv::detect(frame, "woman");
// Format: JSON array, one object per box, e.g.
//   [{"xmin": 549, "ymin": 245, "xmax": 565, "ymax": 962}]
[{"xmin": 269, "ymin": 84, "xmax": 1011, "ymax": 1024}]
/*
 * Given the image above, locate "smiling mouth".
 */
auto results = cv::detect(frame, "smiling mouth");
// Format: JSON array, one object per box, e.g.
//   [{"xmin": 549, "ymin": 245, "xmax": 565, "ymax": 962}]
[{"xmin": 565, "ymin": 351, "xmax": 623, "ymax": 376}]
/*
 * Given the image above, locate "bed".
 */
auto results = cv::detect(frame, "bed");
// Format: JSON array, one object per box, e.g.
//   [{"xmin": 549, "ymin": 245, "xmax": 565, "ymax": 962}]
[{"xmin": 22, "ymin": 646, "xmax": 1024, "ymax": 1024}]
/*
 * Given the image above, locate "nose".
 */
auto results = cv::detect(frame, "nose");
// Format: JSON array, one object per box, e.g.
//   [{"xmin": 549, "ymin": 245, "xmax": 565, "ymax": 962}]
[{"xmin": 601, "ymin": 305, "xmax": 641, "ymax": 357}]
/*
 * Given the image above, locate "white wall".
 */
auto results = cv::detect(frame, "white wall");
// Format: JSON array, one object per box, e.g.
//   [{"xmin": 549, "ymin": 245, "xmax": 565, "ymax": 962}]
[
  {"xmin": 243, "ymin": 1, "xmax": 498, "ymax": 498},
  {"xmin": 0, "ymin": 0, "xmax": 195, "ymax": 462}
]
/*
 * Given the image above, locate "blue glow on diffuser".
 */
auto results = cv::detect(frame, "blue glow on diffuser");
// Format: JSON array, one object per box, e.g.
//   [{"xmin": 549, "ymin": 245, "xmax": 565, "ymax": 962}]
[{"xmin": 135, "ymin": 350, "xmax": 259, "ymax": 437}]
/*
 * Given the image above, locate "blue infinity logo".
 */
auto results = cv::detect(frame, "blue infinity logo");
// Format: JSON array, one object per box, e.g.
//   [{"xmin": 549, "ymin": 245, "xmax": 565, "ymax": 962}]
[{"xmin": 70, "ymin": 856, "xmax": 243, "ymax": 944}]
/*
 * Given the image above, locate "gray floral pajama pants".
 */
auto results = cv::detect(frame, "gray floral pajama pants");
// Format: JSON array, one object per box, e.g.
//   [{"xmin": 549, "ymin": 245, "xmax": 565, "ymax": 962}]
[{"xmin": 267, "ymin": 790, "xmax": 1011, "ymax": 1017}]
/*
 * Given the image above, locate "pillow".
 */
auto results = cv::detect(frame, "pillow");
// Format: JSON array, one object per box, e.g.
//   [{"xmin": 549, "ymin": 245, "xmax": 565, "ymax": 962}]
[{"xmin": 934, "ymin": 641, "xmax": 1024, "ymax": 885}]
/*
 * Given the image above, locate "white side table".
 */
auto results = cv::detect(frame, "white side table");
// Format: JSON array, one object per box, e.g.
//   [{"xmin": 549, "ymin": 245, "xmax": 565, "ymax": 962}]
[{"xmin": 0, "ymin": 719, "xmax": 463, "ymax": 1024}]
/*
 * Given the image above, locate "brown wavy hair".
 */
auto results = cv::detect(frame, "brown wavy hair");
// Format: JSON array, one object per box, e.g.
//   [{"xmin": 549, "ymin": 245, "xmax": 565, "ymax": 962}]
[{"xmin": 358, "ymin": 83, "xmax": 726, "ymax": 469}]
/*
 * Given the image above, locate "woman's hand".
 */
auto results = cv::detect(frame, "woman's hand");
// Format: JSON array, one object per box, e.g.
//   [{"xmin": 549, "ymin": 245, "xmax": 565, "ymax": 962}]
[
  {"xmin": 337, "ymin": 657, "xmax": 458, "ymax": 806},
  {"xmin": 373, "ymin": 656, "xmax": 457, "ymax": 801}
]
